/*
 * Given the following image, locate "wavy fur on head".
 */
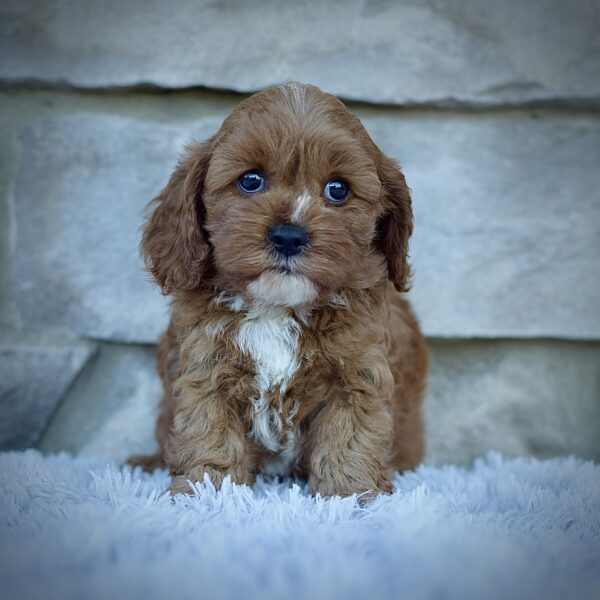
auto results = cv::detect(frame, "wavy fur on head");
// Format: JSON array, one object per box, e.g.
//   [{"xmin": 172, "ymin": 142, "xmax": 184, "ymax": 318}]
[{"xmin": 129, "ymin": 83, "xmax": 428, "ymax": 499}]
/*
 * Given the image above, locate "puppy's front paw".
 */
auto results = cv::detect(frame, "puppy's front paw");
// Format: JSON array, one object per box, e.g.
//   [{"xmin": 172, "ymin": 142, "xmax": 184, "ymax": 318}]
[
  {"xmin": 169, "ymin": 474, "xmax": 196, "ymax": 495},
  {"xmin": 310, "ymin": 476, "xmax": 392, "ymax": 505},
  {"xmin": 169, "ymin": 468, "xmax": 226, "ymax": 495}
]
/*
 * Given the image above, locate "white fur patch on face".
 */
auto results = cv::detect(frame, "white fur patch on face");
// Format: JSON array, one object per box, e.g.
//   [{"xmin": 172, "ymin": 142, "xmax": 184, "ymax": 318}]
[
  {"xmin": 291, "ymin": 189, "xmax": 312, "ymax": 223},
  {"xmin": 236, "ymin": 305, "xmax": 300, "ymax": 453},
  {"xmin": 247, "ymin": 271, "xmax": 317, "ymax": 307}
]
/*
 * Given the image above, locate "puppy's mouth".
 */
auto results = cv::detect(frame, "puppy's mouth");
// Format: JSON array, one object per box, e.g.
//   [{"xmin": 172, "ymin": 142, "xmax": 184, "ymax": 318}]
[
  {"xmin": 273, "ymin": 263, "xmax": 296, "ymax": 275},
  {"xmin": 247, "ymin": 269, "xmax": 318, "ymax": 307}
]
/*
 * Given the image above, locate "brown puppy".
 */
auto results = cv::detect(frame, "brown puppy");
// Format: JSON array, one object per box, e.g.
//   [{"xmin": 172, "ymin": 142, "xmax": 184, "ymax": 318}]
[{"xmin": 128, "ymin": 83, "xmax": 428, "ymax": 499}]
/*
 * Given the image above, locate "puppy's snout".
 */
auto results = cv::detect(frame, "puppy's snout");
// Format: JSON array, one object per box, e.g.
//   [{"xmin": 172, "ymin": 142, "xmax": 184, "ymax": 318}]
[{"xmin": 268, "ymin": 223, "xmax": 309, "ymax": 258}]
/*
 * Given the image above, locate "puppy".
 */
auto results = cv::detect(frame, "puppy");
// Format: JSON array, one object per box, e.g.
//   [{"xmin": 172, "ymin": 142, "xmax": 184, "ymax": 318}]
[{"xmin": 128, "ymin": 83, "xmax": 428, "ymax": 499}]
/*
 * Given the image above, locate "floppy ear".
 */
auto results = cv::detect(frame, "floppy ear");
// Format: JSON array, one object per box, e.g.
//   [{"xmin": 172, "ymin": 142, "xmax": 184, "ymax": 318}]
[
  {"xmin": 141, "ymin": 141, "xmax": 212, "ymax": 294},
  {"xmin": 375, "ymin": 154, "xmax": 414, "ymax": 292}
]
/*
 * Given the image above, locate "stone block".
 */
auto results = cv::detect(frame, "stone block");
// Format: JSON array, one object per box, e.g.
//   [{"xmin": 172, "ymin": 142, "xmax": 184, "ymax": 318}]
[
  {"xmin": 0, "ymin": 123, "xmax": 18, "ymax": 331},
  {"xmin": 0, "ymin": 338, "xmax": 94, "ymax": 449},
  {"xmin": 1, "ymin": 1, "xmax": 599, "ymax": 105},
  {"xmin": 13, "ymin": 115, "xmax": 205, "ymax": 342},
  {"xmin": 425, "ymin": 339, "xmax": 600, "ymax": 465},
  {"xmin": 363, "ymin": 111, "xmax": 600, "ymax": 339},
  {"xmin": 37, "ymin": 339, "xmax": 600, "ymax": 466},
  {"xmin": 38, "ymin": 343, "xmax": 161, "ymax": 460},
  {"xmin": 12, "ymin": 111, "xmax": 600, "ymax": 341}
]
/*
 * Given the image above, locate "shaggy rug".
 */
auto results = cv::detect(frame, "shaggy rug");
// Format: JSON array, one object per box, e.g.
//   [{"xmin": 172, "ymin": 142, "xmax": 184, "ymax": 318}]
[{"xmin": 0, "ymin": 451, "xmax": 599, "ymax": 600}]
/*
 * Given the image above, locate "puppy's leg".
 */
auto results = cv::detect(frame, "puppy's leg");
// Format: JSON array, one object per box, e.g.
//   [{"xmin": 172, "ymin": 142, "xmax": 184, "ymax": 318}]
[
  {"xmin": 307, "ymin": 391, "xmax": 394, "ymax": 500},
  {"xmin": 166, "ymin": 374, "xmax": 255, "ymax": 494}
]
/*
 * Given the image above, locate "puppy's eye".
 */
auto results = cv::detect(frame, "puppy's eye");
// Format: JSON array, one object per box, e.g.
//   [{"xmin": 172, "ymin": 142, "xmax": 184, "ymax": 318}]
[
  {"xmin": 238, "ymin": 170, "xmax": 266, "ymax": 194},
  {"xmin": 323, "ymin": 178, "xmax": 350, "ymax": 204}
]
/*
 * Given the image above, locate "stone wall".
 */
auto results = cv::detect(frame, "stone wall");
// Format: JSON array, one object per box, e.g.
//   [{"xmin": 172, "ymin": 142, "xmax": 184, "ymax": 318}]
[{"xmin": 1, "ymin": 0, "xmax": 599, "ymax": 466}]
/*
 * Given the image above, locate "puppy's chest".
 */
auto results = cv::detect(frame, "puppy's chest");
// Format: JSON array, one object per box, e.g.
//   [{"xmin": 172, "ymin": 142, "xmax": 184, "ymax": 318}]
[{"xmin": 234, "ymin": 306, "xmax": 304, "ymax": 455}]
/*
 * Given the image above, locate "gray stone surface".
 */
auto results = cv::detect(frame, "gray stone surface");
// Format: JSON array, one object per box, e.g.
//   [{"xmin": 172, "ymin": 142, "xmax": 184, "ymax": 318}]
[
  {"xmin": 1, "ymin": 1, "xmax": 599, "ymax": 106},
  {"xmin": 37, "ymin": 339, "xmax": 600, "ymax": 465},
  {"xmin": 13, "ymin": 115, "xmax": 195, "ymax": 342},
  {"xmin": 0, "ymin": 123, "xmax": 18, "ymax": 331},
  {"xmin": 425, "ymin": 339, "xmax": 600, "ymax": 466},
  {"xmin": 12, "ymin": 111, "xmax": 600, "ymax": 342},
  {"xmin": 39, "ymin": 343, "xmax": 161, "ymax": 460},
  {"xmin": 0, "ymin": 338, "xmax": 94, "ymax": 449},
  {"xmin": 369, "ymin": 111, "xmax": 600, "ymax": 339}
]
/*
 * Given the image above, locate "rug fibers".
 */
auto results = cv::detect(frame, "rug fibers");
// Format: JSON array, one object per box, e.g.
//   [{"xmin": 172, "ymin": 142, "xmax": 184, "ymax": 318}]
[{"xmin": 1, "ymin": 450, "xmax": 599, "ymax": 600}]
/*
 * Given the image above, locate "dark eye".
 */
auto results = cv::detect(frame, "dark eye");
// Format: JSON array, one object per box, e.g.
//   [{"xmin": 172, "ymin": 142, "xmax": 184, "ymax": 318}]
[
  {"xmin": 323, "ymin": 178, "xmax": 349, "ymax": 204},
  {"xmin": 238, "ymin": 170, "xmax": 266, "ymax": 194}
]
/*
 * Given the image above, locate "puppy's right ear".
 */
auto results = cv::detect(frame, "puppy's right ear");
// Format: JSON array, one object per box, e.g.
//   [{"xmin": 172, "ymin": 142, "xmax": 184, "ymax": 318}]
[{"xmin": 141, "ymin": 141, "xmax": 212, "ymax": 294}]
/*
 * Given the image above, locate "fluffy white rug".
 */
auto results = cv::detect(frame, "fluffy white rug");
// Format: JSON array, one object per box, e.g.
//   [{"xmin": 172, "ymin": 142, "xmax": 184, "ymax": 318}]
[{"xmin": 0, "ymin": 450, "xmax": 599, "ymax": 600}]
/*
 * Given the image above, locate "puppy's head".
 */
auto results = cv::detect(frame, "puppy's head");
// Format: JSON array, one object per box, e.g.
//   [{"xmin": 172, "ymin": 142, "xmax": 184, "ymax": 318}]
[{"xmin": 142, "ymin": 83, "xmax": 413, "ymax": 305}]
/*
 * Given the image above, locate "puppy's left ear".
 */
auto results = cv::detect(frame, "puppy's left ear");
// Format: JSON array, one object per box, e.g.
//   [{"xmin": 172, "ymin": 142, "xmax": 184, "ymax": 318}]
[
  {"xmin": 141, "ymin": 140, "xmax": 213, "ymax": 294},
  {"xmin": 376, "ymin": 154, "xmax": 414, "ymax": 292}
]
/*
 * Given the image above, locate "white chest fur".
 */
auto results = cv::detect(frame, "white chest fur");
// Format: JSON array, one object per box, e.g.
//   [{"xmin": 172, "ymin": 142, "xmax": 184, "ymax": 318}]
[{"xmin": 235, "ymin": 305, "xmax": 300, "ymax": 453}]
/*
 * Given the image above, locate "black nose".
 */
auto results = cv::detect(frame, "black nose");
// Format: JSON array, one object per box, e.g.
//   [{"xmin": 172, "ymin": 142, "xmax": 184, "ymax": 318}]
[{"xmin": 268, "ymin": 223, "xmax": 309, "ymax": 258}]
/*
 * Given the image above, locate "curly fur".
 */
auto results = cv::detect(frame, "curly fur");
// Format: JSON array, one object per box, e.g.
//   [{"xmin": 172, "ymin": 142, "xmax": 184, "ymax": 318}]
[{"xmin": 128, "ymin": 83, "xmax": 428, "ymax": 498}]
